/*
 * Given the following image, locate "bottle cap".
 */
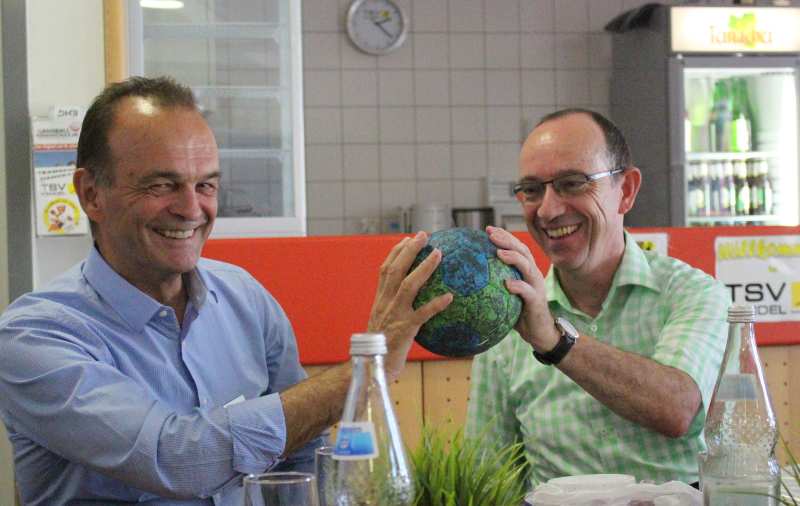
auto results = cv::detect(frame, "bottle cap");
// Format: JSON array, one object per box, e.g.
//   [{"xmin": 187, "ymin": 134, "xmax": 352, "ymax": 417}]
[
  {"xmin": 728, "ymin": 304, "xmax": 755, "ymax": 323},
  {"xmin": 350, "ymin": 333, "xmax": 387, "ymax": 355}
]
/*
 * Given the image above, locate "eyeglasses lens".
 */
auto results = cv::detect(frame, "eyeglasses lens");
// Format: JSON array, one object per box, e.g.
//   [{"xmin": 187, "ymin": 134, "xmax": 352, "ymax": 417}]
[
  {"xmin": 553, "ymin": 175, "xmax": 590, "ymax": 196},
  {"xmin": 517, "ymin": 175, "xmax": 590, "ymax": 202}
]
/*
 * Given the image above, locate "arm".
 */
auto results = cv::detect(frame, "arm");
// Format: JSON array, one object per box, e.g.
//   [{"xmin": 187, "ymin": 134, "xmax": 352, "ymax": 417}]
[
  {"xmin": 556, "ymin": 276, "xmax": 728, "ymax": 438},
  {"xmin": 279, "ymin": 232, "xmax": 453, "ymax": 455},
  {"xmin": 488, "ymin": 226, "xmax": 727, "ymax": 438},
  {"xmin": 554, "ymin": 336, "xmax": 701, "ymax": 437},
  {"xmin": 556, "ymin": 269, "xmax": 728, "ymax": 438},
  {"xmin": 0, "ymin": 319, "xmax": 245, "ymax": 499}
]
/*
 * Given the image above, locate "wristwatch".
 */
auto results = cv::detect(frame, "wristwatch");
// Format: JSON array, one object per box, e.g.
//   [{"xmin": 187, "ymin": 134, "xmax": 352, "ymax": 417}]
[{"xmin": 532, "ymin": 317, "xmax": 579, "ymax": 365}]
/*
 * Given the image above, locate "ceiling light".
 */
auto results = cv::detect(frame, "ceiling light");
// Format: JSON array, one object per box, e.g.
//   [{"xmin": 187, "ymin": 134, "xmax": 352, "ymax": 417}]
[{"xmin": 140, "ymin": 0, "xmax": 184, "ymax": 9}]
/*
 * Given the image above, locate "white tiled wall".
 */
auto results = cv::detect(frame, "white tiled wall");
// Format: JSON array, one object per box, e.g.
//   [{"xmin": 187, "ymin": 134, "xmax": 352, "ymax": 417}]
[{"xmin": 302, "ymin": 0, "xmax": 655, "ymax": 236}]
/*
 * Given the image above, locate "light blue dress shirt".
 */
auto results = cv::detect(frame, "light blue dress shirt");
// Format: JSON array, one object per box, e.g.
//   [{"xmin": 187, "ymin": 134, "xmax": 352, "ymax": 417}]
[{"xmin": 0, "ymin": 247, "xmax": 323, "ymax": 505}]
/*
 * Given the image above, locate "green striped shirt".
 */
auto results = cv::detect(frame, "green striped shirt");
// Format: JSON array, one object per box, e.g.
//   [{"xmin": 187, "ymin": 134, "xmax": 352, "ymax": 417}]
[{"xmin": 466, "ymin": 231, "xmax": 729, "ymax": 486}]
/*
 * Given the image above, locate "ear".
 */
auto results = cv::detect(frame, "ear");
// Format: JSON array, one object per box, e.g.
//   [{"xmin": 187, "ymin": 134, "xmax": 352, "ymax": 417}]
[
  {"xmin": 73, "ymin": 168, "xmax": 104, "ymax": 222},
  {"xmin": 618, "ymin": 166, "xmax": 641, "ymax": 215}
]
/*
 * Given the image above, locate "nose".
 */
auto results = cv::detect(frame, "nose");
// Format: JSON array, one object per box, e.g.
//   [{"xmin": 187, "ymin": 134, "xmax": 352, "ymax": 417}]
[
  {"xmin": 536, "ymin": 184, "xmax": 566, "ymax": 221},
  {"xmin": 170, "ymin": 185, "xmax": 205, "ymax": 221}
]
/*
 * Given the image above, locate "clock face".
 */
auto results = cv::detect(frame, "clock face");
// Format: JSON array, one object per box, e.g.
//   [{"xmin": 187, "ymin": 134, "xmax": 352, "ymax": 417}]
[{"xmin": 346, "ymin": 0, "xmax": 409, "ymax": 55}]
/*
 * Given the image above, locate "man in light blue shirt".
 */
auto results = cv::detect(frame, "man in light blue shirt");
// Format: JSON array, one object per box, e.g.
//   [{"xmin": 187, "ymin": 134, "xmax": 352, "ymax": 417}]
[{"xmin": 0, "ymin": 76, "xmax": 452, "ymax": 505}]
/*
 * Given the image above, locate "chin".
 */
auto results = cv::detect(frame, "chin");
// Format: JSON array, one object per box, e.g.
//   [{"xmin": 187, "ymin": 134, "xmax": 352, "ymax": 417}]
[
  {"xmin": 161, "ymin": 254, "xmax": 201, "ymax": 275},
  {"xmin": 549, "ymin": 250, "xmax": 588, "ymax": 271}
]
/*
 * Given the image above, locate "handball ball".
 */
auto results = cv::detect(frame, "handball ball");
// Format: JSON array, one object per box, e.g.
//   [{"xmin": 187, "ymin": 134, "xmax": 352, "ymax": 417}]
[{"xmin": 409, "ymin": 227, "xmax": 523, "ymax": 357}]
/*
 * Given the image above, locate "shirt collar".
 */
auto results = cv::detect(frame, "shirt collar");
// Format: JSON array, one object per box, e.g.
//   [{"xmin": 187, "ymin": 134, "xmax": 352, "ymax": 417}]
[
  {"xmin": 186, "ymin": 265, "xmax": 212, "ymax": 307},
  {"xmin": 82, "ymin": 245, "xmax": 212, "ymax": 331},
  {"xmin": 612, "ymin": 230, "xmax": 661, "ymax": 292},
  {"xmin": 545, "ymin": 230, "xmax": 661, "ymax": 311}
]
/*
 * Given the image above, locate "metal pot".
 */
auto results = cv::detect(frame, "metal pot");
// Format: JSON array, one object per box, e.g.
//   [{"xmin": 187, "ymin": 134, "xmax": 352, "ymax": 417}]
[
  {"xmin": 451, "ymin": 207, "xmax": 494, "ymax": 230},
  {"xmin": 412, "ymin": 203, "xmax": 452, "ymax": 232}
]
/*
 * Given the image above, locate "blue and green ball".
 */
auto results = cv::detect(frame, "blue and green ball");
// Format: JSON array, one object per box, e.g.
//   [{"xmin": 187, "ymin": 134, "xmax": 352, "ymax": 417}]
[{"xmin": 410, "ymin": 227, "xmax": 523, "ymax": 357}]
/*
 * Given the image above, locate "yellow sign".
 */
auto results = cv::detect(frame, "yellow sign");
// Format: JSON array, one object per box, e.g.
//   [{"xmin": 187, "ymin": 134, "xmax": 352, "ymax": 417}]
[
  {"xmin": 631, "ymin": 232, "xmax": 669, "ymax": 256},
  {"xmin": 792, "ymin": 282, "xmax": 800, "ymax": 309},
  {"xmin": 671, "ymin": 6, "xmax": 800, "ymax": 53},
  {"xmin": 33, "ymin": 164, "xmax": 88, "ymax": 236},
  {"xmin": 716, "ymin": 238, "xmax": 800, "ymax": 262},
  {"xmin": 43, "ymin": 198, "xmax": 81, "ymax": 234}
]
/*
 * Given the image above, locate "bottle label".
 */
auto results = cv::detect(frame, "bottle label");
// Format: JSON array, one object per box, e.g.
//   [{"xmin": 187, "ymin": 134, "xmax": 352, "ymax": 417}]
[
  {"xmin": 332, "ymin": 421, "xmax": 379, "ymax": 460},
  {"xmin": 716, "ymin": 373, "xmax": 758, "ymax": 401}
]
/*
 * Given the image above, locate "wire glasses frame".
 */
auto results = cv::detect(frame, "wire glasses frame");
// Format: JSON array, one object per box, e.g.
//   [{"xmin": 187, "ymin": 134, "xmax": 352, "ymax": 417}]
[{"xmin": 512, "ymin": 168, "xmax": 626, "ymax": 203}]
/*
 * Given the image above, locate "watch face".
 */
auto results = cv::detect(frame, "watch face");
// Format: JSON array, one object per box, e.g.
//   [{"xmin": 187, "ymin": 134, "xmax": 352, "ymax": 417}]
[
  {"xmin": 346, "ymin": 0, "xmax": 409, "ymax": 55},
  {"xmin": 555, "ymin": 317, "xmax": 579, "ymax": 340}
]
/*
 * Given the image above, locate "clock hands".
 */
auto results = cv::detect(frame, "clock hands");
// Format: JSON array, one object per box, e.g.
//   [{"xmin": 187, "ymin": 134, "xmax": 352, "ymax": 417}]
[
  {"xmin": 373, "ymin": 17, "xmax": 393, "ymax": 39},
  {"xmin": 349, "ymin": 1, "xmax": 407, "ymax": 55}
]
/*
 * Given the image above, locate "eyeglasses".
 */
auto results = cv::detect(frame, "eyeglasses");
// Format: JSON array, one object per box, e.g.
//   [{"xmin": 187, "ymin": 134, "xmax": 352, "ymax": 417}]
[{"xmin": 512, "ymin": 168, "xmax": 625, "ymax": 203}]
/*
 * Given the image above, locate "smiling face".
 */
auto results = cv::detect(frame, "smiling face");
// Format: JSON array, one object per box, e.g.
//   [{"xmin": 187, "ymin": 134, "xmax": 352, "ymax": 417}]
[
  {"xmin": 518, "ymin": 113, "xmax": 638, "ymax": 278},
  {"xmin": 80, "ymin": 97, "xmax": 220, "ymax": 297}
]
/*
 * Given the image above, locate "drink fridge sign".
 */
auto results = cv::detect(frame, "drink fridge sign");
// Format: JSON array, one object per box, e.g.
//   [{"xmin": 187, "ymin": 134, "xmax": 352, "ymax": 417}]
[
  {"xmin": 715, "ymin": 235, "xmax": 800, "ymax": 321},
  {"xmin": 671, "ymin": 7, "xmax": 800, "ymax": 53},
  {"xmin": 32, "ymin": 107, "xmax": 88, "ymax": 237}
]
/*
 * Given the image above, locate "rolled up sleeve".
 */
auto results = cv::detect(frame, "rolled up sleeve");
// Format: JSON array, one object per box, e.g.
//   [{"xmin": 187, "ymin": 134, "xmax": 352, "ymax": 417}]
[{"xmin": 226, "ymin": 393, "xmax": 286, "ymax": 474}]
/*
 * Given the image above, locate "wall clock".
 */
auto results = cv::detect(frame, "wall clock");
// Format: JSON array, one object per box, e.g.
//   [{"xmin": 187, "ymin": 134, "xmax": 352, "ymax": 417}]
[{"xmin": 346, "ymin": 0, "xmax": 409, "ymax": 55}]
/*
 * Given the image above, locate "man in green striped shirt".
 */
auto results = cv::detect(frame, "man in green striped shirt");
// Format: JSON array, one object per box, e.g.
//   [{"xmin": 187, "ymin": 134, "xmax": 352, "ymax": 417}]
[{"xmin": 466, "ymin": 109, "xmax": 729, "ymax": 487}]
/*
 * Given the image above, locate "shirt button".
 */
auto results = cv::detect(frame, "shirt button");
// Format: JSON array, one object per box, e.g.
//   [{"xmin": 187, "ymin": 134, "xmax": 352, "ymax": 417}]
[{"xmin": 159, "ymin": 309, "xmax": 168, "ymax": 318}]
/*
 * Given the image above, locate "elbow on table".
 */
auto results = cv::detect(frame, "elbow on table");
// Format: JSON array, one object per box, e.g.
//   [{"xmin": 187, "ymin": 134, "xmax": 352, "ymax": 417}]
[
  {"xmin": 660, "ymin": 416, "xmax": 693, "ymax": 439},
  {"xmin": 657, "ymin": 377, "xmax": 703, "ymax": 439},
  {"xmin": 657, "ymin": 402, "xmax": 700, "ymax": 439}
]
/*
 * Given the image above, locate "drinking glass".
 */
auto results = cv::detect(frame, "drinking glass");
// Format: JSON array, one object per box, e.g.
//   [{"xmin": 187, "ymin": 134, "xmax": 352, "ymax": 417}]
[
  {"xmin": 697, "ymin": 450, "xmax": 708, "ymax": 490},
  {"xmin": 314, "ymin": 445, "xmax": 336, "ymax": 506},
  {"xmin": 244, "ymin": 471, "xmax": 319, "ymax": 506}
]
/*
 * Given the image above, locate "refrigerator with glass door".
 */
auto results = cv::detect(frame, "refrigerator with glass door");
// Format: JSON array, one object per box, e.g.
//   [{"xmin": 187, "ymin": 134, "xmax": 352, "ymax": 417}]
[{"xmin": 610, "ymin": 5, "xmax": 800, "ymax": 227}]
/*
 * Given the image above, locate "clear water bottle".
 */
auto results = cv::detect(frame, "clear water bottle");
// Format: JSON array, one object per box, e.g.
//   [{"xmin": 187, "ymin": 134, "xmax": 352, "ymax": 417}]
[
  {"xmin": 702, "ymin": 304, "xmax": 781, "ymax": 505},
  {"xmin": 332, "ymin": 333, "xmax": 414, "ymax": 505}
]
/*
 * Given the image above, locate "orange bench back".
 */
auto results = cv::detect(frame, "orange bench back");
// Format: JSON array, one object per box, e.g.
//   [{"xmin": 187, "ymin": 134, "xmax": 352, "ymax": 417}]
[{"xmin": 202, "ymin": 226, "xmax": 799, "ymax": 365}]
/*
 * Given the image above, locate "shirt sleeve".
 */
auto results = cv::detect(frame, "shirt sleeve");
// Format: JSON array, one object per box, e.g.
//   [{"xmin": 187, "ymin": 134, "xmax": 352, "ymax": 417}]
[
  {"xmin": 225, "ymin": 393, "xmax": 322, "ymax": 475},
  {"xmin": 244, "ymin": 277, "xmax": 324, "ymax": 473},
  {"xmin": 0, "ymin": 315, "xmax": 233, "ymax": 498},
  {"xmin": 651, "ymin": 265, "xmax": 730, "ymax": 423}
]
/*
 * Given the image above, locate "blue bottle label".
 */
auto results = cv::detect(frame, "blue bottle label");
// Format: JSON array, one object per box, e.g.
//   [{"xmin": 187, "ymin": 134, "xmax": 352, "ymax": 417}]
[{"xmin": 333, "ymin": 422, "xmax": 379, "ymax": 460}]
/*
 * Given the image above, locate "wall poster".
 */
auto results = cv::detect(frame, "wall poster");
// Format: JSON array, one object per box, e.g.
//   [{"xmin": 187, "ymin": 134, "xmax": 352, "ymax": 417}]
[
  {"xmin": 31, "ymin": 106, "xmax": 88, "ymax": 236},
  {"xmin": 715, "ymin": 235, "xmax": 800, "ymax": 322},
  {"xmin": 630, "ymin": 232, "xmax": 669, "ymax": 256}
]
